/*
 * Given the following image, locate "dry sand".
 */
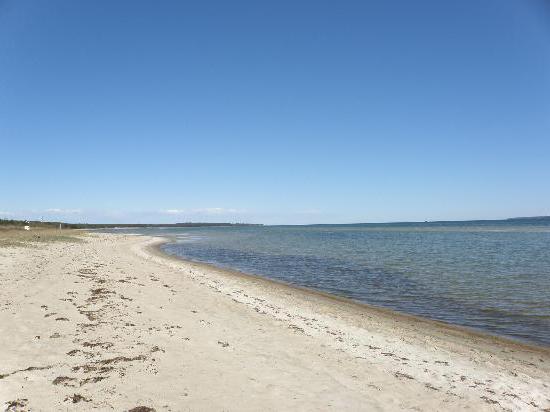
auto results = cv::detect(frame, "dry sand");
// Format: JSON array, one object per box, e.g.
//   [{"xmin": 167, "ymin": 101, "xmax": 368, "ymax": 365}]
[{"xmin": 0, "ymin": 232, "xmax": 548, "ymax": 411}]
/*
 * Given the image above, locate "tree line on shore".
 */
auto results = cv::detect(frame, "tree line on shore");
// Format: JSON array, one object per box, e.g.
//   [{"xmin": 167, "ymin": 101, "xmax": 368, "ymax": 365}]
[{"xmin": 0, "ymin": 219, "xmax": 261, "ymax": 229}]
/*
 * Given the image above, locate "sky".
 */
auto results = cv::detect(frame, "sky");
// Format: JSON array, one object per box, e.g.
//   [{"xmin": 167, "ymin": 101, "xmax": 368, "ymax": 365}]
[{"xmin": 1, "ymin": 0, "xmax": 549, "ymax": 225}]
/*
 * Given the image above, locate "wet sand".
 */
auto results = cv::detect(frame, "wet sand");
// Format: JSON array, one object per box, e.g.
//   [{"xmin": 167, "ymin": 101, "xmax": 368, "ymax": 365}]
[{"xmin": 0, "ymin": 232, "xmax": 548, "ymax": 411}]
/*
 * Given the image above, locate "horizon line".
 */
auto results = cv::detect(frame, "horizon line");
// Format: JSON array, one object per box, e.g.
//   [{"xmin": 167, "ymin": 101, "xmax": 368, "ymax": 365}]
[{"xmin": 2, "ymin": 215, "xmax": 550, "ymax": 227}]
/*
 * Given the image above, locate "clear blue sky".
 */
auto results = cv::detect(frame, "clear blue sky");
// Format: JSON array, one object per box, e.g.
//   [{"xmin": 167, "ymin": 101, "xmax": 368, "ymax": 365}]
[{"xmin": 1, "ymin": 0, "xmax": 549, "ymax": 224}]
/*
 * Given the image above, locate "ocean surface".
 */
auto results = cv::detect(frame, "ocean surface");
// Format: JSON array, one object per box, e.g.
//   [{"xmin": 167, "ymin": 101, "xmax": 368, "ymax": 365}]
[{"xmin": 108, "ymin": 219, "xmax": 550, "ymax": 346}]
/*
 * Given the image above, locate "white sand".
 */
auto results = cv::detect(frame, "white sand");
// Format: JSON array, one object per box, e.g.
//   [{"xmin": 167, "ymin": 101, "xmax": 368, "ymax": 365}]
[{"xmin": 0, "ymin": 233, "xmax": 548, "ymax": 411}]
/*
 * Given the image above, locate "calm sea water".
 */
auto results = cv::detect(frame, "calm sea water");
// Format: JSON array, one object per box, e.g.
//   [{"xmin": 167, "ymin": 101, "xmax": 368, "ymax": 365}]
[{"xmin": 110, "ymin": 219, "xmax": 550, "ymax": 346}]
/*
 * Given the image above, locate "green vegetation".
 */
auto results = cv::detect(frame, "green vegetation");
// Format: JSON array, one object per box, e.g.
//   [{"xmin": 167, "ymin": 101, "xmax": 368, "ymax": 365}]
[
  {"xmin": 0, "ymin": 219, "xmax": 261, "ymax": 229},
  {"xmin": 0, "ymin": 219, "xmax": 62, "ymax": 229},
  {"xmin": 0, "ymin": 228, "xmax": 85, "ymax": 248}
]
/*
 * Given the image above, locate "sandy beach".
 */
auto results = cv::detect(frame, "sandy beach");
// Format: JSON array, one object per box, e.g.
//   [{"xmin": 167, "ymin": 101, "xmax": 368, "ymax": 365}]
[{"xmin": 0, "ymin": 232, "xmax": 548, "ymax": 411}]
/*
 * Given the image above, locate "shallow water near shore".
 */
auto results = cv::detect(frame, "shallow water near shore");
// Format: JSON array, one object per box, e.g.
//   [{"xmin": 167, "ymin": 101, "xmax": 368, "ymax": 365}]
[{"xmin": 108, "ymin": 219, "xmax": 550, "ymax": 346}]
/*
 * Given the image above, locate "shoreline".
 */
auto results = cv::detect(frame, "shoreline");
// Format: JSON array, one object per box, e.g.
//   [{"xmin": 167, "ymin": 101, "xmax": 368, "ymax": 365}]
[
  {"xmin": 151, "ymin": 236, "xmax": 550, "ymax": 354},
  {"xmin": 1, "ymin": 232, "xmax": 549, "ymax": 411}
]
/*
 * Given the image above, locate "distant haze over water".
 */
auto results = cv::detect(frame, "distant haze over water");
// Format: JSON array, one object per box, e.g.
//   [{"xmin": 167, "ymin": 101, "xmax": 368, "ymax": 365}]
[{"xmin": 110, "ymin": 218, "xmax": 550, "ymax": 346}]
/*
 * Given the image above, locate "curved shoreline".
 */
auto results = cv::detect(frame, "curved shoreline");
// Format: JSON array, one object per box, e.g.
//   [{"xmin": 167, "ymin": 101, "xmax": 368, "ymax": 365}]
[
  {"xmin": 2, "ymin": 231, "xmax": 549, "ymax": 410},
  {"xmin": 149, "ymin": 235, "xmax": 549, "ymax": 354}
]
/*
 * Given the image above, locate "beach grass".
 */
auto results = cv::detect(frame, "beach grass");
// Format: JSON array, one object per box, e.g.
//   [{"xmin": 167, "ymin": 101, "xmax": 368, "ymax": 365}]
[{"xmin": 0, "ymin": 228, "xmax": 86, "ymax": 247}]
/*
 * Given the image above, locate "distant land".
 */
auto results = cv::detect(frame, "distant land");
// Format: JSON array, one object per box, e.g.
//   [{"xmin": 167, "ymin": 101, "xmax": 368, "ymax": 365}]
[
  {"xmin": 506, "ymin": 216, "xmax": 550, "ymax": 221},
  {"xmin": 1, "ymin": 216, "xmax": 549, "ymax": 229},
  {"xmin": 0, "ymin": 219, "xmax": 262, "ymax": 229},
  {"xmin": 305, "ymin": 216, "xmax": 550, "ymax": 227}
]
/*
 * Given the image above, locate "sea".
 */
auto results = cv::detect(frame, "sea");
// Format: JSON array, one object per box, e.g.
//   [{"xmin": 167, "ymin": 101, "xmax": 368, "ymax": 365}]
[{"xmin": 107, "ymin": 218, "xmax": 550, "ymax": 346}]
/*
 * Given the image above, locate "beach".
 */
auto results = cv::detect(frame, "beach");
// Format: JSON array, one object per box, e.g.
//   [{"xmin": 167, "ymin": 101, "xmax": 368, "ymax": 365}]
[{"xmin": 0, "ymin": 232, "xmax": 548, "ymax": 411}]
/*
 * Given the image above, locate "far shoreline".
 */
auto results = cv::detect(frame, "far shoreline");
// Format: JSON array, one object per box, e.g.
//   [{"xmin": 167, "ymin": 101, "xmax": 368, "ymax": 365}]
[{"xmin": 147, "ymin": 234, "xmax": 550, "ymax": 354}]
